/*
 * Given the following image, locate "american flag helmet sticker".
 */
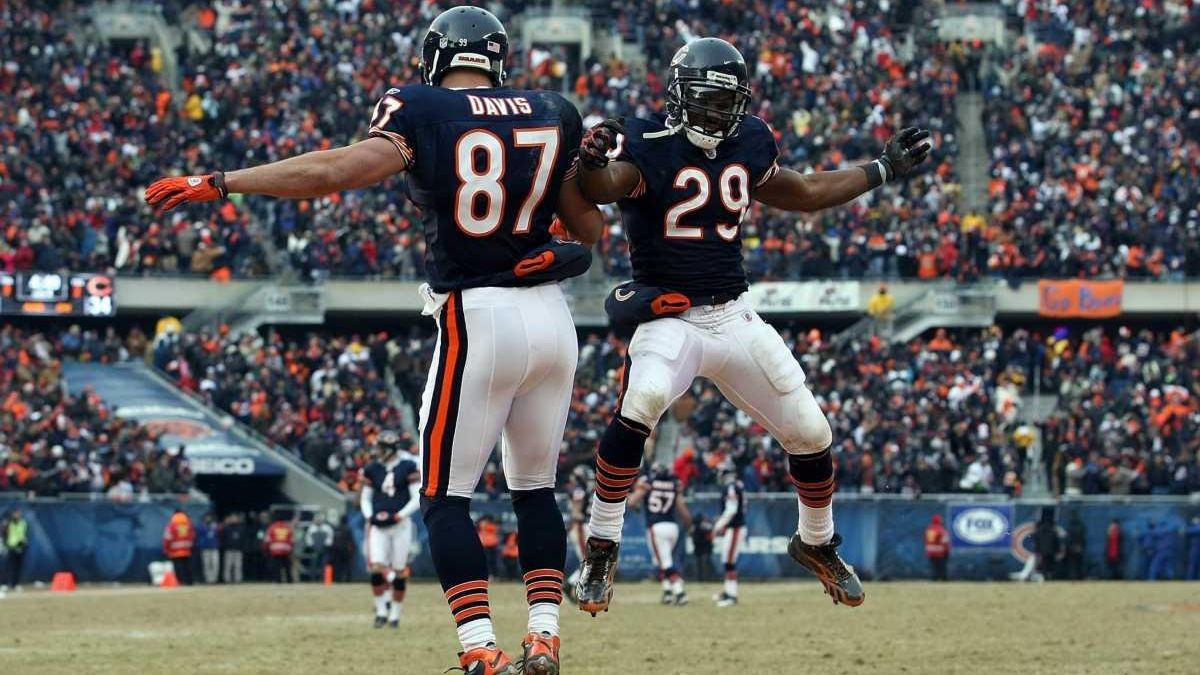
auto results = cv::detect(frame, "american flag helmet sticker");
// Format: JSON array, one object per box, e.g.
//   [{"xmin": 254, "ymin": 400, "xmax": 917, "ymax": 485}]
[{"xmin": 486, "ymin": 40, "xmax": 501, "ymax": 53}]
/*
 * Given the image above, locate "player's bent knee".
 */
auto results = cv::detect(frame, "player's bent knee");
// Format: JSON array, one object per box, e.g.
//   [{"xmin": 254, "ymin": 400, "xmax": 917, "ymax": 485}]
[
  {"xmin": 724, "ymin": 563, "xmax": 737, "ymax": 573},
  {"xmin": 620, "ymin": 380, "xmax": 672, "ymax": 429},
  {"xmin": 780, "ymin": 401, "xmax": 833, "ymax": 453},
  {"xmin": 392, "ymin": 577, "xmax": 407, "ymax": 592},
  {"xmin": 370, "ymin": 571, "xmax": 386, "ymax": 587}
]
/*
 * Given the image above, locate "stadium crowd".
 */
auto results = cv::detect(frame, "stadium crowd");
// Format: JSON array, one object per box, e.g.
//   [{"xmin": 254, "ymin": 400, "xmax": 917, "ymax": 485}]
[
  {"xmin": 3, "ymin": 318, "xmax": 1199, "ymax": 499},
  {"xmin": 0, "ymin": 326, "xmax": 193, "ymax": 497},
  {"xmin": 5, "ymin": 0, "xmax": 968, "ymax": 282},
  {"xmin": 6, "ymin": 0, "xmax": 1200, "ymax": 284},
  {"xmin": 983, "ymin": 0, "xmax": 1200, "ymax": 281},
  {"xmin": 154, "ymin": 325, "xmax": 428, "ymax": 489},
  {"xmin": 143, "ymin": 321, "xmax": 1200, "ymax": 500}
]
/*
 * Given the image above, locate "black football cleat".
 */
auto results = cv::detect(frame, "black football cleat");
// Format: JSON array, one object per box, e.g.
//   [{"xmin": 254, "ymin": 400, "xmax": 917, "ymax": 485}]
[
  {"xmin": 660, "ymin": 589, "xmax": 674, "ymax": 605},
  {"xmin": 673, "ymin": 591, "xmax": 689, "ymax": 606},
  {"xmin": 788, "ymin": 533, "xmax": 865, "ymax": 607},
  {"xmin": 575, "ymin": 537, "xmax": 619, "ymax": 616},
  {"xmin": 388, "ymin": 618, "xmax": 399, "ymax": 629},
  {"xmin": 373, "ymin": 615, "xmax": 387, "ymax": 628}
]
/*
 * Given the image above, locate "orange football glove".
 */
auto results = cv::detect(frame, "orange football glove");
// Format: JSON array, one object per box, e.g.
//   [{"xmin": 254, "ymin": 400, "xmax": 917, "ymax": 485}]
[{"xmin": 144, "ymin": 171, "xmax": 228, "ymax": 213}]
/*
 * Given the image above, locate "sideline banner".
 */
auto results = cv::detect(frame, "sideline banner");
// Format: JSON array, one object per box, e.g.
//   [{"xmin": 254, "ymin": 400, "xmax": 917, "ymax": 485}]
[
  {"xmin": 748, "ymin": 281, "xmax": 860, "ymax": 313},
  {"xmin": 947, "ymin": 503, "xmax": 1014, "ymax": 551},
  {"xmin": 1038, "ymin": 279, "xmax": 1123, "ymax": 318}
]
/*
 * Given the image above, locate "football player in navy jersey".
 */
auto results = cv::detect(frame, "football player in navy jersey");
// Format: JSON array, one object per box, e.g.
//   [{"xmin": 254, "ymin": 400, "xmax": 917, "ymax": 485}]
[
  {"xmin": 628, "ymin": 464, "xmax": 692, "ymax": 606},
  {"xmin": 360, "ymin": 431, "xmax": 421, "ymax": 628},
  {"xmin": 712, "ymin": 463, "xmax": 747, "ymax": 607},
  {"xmin": 573, "ymin": 37, "xmax": 931, "ymax": 615},
  {"xmin": 146, "ymin": 7, "xmax": 604, "ymax": 673}
]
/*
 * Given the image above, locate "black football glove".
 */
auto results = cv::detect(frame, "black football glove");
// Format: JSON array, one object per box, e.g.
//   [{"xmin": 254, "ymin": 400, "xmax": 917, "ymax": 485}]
[
  {"xmin": 579, "ymin": 117, "xmax": 625, "ymax": 170},
  {"xmin": 878, "ymin": 126, "xmax": 932, "ymax": 181}
]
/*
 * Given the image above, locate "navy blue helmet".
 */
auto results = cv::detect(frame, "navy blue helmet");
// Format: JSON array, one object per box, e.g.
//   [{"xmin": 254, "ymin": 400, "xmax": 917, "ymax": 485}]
[
  {"xmin": 665, "ymin": 38, "xmax": 752, "ymax": 150},
  {"xmin": 420, "ymin": 6, "xmax": 508, "ymax": 87}
]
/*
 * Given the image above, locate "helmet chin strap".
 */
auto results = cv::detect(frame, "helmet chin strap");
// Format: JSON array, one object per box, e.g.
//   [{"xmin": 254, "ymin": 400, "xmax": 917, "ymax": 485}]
[
  {"xmin": 643, "ymin": 117, "xmax": 721, "ymax": 155},
  {"xmin": 684, "ymin": 127, "xmax": 722, "ymax": 151}
]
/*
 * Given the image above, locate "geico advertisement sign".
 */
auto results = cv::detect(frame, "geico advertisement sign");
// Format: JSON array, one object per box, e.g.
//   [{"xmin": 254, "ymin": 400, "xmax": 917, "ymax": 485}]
[{"xmin": 190, "ymin": 457, "xmax": 257, "ymax": 475}]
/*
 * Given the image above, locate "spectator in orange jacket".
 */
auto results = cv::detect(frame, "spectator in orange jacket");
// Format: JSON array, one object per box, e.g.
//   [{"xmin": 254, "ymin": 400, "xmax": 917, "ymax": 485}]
[
  {"xmin": 264, "ymin": 517, "xmax": 295, "ymax": 583},
  {"xmin": 162, "ymin": 509, "xmax": 196, "ymax": 586},
  {"xmin": 924, "ymin": 514, "xmax": 951, "ymax": 581}
]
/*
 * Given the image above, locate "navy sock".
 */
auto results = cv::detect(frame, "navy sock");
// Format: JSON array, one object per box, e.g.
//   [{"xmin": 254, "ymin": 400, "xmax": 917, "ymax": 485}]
[
  {"xmin": 422, "ymin": 495, "xmax": 490, "ymax": 626},
  {"xmin": 512, "ymin": 488, "xmax": 566, "ymax": 607}
]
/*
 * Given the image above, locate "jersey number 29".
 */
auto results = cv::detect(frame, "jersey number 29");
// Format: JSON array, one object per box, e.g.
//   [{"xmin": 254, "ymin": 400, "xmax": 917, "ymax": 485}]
[
  {"xmin": 664, "ymin": 164, "xmax": 750, "ymax": 241},
  {"xmin": 455, "ymin": 128, "xmax": 560, "ymax": 237}
]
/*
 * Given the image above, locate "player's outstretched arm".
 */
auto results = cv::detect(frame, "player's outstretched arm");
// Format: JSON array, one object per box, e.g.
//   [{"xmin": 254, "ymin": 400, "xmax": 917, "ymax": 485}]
[
  {"xmin": 576, "ymin": 117, "xmax": 642, "ymax": 204},
  {"xmin": 755, "ymin": 127, "xmax": 931, "ymax": 213},
  {"xmin": 554, "ymin": 176, "xmax": 605, "ymax": 245},
  {"xmin": 144, "ymin": 137, "xmax": 407, "ymax": 213}
]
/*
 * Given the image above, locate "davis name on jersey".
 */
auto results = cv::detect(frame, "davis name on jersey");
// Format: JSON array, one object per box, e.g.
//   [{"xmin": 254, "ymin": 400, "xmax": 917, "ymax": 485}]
[
  {"xmin": 614, "ymin": 114, "xmax": 780, "ymax": 298},
  {"xmin": 368, "ymin": 85, "xmax": 582, "ymax": 292},
  {"xmin": 362, "ymin": 459, "xmax": 420, "ymax": 525}
]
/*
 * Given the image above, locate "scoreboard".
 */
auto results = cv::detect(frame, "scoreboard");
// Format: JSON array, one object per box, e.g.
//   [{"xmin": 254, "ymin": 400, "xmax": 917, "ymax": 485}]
[{"xmin": 0, "ymin": 273, "xmax": 116, "ymax": 317}]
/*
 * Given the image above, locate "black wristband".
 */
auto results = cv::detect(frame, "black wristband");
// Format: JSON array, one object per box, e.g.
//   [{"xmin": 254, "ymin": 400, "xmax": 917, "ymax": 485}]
[
  {"xmin": 862, "ymin": 161, "xmax": 884, "ymax": 189},
  {"xmin": 209, "ymin": 171, "xmax": 229, "ymax": 198}
]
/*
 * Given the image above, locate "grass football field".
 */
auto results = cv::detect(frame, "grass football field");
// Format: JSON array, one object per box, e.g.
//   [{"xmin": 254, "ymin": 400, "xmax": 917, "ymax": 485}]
[{"xmin": 0, "ymin": 581, "xmax": 1197, "ymax": 674}]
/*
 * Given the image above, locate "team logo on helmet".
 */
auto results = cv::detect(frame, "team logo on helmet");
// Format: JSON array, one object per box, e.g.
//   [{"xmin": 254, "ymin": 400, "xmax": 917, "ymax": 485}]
[{"xmin": 670, "ymin": 44, "xmax": 689, "ymax": 67}]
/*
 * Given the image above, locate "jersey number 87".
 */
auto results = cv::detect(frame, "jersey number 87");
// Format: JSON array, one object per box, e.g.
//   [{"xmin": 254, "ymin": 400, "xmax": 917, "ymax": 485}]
[{"xmin": 455, "ymin": 128, "xmax": 560, "ymax": 237}]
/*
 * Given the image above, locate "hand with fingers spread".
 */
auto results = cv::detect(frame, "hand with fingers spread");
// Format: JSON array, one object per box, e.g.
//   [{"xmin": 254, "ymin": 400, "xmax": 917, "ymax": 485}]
[
  {"xmin": 578, "ymin": 118, "xmax": 625, "ymax": 170},
  {"xmin": 144, "ymin": 171, "xmax": 228, "ymax": 213},
  {"xmin": 878, "ymin": 127, "xmax": 932, "ymax": 181}
]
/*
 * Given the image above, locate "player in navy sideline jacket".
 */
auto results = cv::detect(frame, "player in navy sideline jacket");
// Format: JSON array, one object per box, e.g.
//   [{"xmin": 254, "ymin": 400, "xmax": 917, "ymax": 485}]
[
  {"xmin": 572, "ymin": 37, "xmax": 931, "ymax": 615},
  {"xmin": 711, "ymin": 463, "xmax": 746, "ymax": 607},
  {"xmin": 628, "ymin": 464, "xmax": 693, "ymax": 605},
  {"xmin": 360, "ymin": 431, "xmax": 421, "ymax": 627},
  {"xmin": 145, "ymin": 8, "xmax": 605, "ymax": 674}
]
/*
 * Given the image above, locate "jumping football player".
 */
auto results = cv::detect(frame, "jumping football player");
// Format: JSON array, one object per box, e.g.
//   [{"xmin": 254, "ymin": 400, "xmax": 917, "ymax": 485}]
[
  {"xmin": 145, "ymin": 7, "xmax": 605, "ymax": 673},
  {"xmin": 711, "ymin": 463, "xmax": 746, "ymax": 607},
  {"xmin": 628, "ymin": 463, "xmax": 692, "ymax": 605},
  {"xmin": 360, "ymin": 431, "xmax": 420, "ymax": 628},
  {"xmin": 572, "ymin": 37, "xmax": 931, "ymax": 614}
]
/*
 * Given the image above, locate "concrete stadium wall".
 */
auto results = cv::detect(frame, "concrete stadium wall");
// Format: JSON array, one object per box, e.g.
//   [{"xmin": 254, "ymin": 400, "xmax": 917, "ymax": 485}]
[
  {"xmin": 346, "ymin": 495, "xmax": 1200, "ymax": 582},
  {"xmin": 5, "ymin": 496, "xmax": 1194, "ymax": 584},
  {"xmin": 1, "ymin": 499, "xmax": 208, "ymax": 584},
  {"xmin": 112, "ymin": 278, "xmax": 1200, "ymax": 317}
]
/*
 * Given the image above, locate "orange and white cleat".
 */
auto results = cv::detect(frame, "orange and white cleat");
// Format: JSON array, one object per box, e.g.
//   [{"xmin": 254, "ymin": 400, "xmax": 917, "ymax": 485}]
[
  {"xmin": 451, "ymin": 644, "xmax": 521, "ymax": 675},
  {"xmin": 520, "ymin": 632, "xmax": 561, "ymax": 675}
]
